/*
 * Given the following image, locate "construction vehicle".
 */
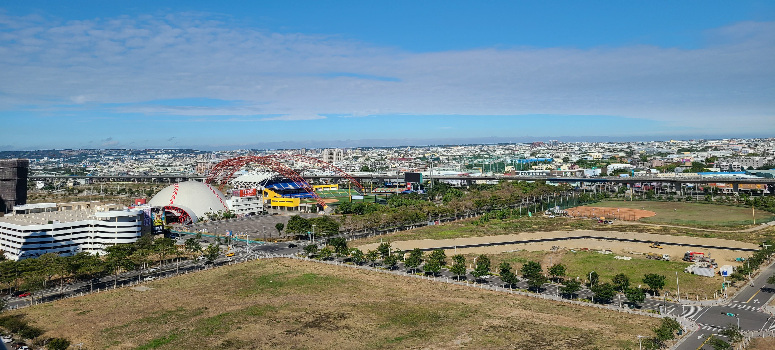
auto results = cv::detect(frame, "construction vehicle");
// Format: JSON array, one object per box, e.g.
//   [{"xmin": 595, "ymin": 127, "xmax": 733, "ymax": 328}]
[
  {"xmin": 649, "ymin": 242, "xmax": 663, "ymax": 249},
  {"xmin": 646, "ymin": 253, "xmax": 670, "ymax": 261},
  {"xmin": 683, "ymin": 251, "xmax": 705, "ymax": 262}
]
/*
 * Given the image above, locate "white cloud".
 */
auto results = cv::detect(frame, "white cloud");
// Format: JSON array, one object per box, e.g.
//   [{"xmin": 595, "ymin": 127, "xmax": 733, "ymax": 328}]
[
  {"xmin": 260, "ymin": 114, "xmax": 327, "ymax": 121},
  {"xmin": 0, "ymin": 12, "xmax": 772, "ymax": 134}
]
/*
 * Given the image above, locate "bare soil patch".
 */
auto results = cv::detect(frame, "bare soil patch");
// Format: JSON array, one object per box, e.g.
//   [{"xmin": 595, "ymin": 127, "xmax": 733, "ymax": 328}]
[{"xmin": 568, "ymin": 205, "xmax": 656, "ymax": 221}]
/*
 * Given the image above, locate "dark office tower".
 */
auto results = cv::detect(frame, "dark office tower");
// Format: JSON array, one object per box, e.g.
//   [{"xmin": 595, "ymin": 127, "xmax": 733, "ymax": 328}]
[{"xmin": 0, "ymin": 159, "xmax": 29, "ymax": 214}]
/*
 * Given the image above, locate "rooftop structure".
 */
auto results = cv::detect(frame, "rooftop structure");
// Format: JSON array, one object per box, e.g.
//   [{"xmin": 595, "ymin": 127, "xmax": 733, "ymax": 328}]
[
  {"xmin": 0, "ymin": 204, "xmax": 143, "ymax": 260},
  {"xmin": 0, "ymin": 159, "xmax": 28, "ymax": 214}
]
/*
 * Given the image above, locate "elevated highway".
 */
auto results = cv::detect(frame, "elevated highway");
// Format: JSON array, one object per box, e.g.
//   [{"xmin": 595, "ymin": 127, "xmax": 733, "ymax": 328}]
[{"xmin": 29, "ymin": 174, "xmax": 775, "ymax": 186}]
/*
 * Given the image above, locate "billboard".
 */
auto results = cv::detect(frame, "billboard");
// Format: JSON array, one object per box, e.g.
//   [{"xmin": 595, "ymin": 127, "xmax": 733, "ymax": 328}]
[
  {"xmin": 404, "ymin": 172, "xmax": 422, "ymax": 183},
  {"xmin": 233, "ymin": 189, "xmax": 258, "ymax": 197}
]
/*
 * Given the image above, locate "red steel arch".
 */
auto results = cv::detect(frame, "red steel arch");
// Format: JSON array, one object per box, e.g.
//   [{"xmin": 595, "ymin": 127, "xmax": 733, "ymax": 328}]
[
  {"xmin": 266, "ymin": 154, "xmax": 365, "ymax": 193},
  {"xmin": 206, "ymin": 156, "xmax": 327, "ymax": 208}
]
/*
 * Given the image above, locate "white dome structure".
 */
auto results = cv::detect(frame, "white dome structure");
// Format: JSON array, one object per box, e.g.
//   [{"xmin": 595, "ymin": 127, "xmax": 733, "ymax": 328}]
[{"xmin": 149, "ymin": 181, "xmax": 229, "ymax": 223}]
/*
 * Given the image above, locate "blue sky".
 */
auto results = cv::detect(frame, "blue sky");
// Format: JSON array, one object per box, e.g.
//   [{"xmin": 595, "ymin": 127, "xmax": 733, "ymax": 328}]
[{"xmin": 1, "ymin": 1, "xmax": 773, "ymax": 150}]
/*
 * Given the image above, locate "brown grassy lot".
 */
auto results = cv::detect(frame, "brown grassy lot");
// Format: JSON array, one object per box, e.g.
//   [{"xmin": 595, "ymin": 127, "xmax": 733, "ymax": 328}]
[
  {"xmin": 8, "ymin": 259, "xmax": 660, "ymax": 349},
  {"xmin": 591, "ymin": 200, "xmax": 775, "ymax": 228},
  {"xmin": 748, "ymin": 337, "xmax": 775, "ymax": 350}
]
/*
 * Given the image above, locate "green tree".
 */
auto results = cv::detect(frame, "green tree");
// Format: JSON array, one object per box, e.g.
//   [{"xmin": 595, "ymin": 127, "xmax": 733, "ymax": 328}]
[
  {"xmin": 624, "ymin": 287, "xmax": 646, "ymax": 307},
  {"xmin": 286, "ymin": 215, "xmax": 311, "ymax": 235},
  {"xmin": 471, "ymin": 255, "xmax": 491, "ymax": 281},
  {"xmin": 548, "ymin": 263, "xmax": 566, "ymax": 282},
  {"xmin": 588, "ymin": 271, "xmax": 599, "ymax": 287},
  {"xmin": 498, "ymin": 262, "xmax": 519, "ymax": 286},
  {"xmin": 365, "ymin": 249, "xmax": 379, "ymax": 266},
  {"xmin": 404, "ymin": 248, "xmax": 424, "ymax": 273},
  {"xmin": 185, "ymin": 238, "xmax": 202, "ymax": 257},
  {"xmin": 304, "ymin": 244, "xmax": 318, "ymax": 257},
  {"xmin": 591, "ymin": 282, "xmax": 616, "ymax": 303},
  {"xmin": 450, "ymin": 254, "xmax": 467, "ymax": 280},
  {"xmin": 708, "ymin": 337, "xmax": 731, "ymax": 350},
  {"xmin": 424, "ymin": 257, "xmax": 441, "ymax": 275},
  {"xmin": 328, "ymin": 237, "xmax": 349, "ymax": 256},
  {"xmin": 275, "ymin": 222, "xmax": 284, "ymax": 235},
  {"xmin": 318, "ymin": 247, "xmax": 334, "ymax": 260},
  {"xmin": 612, "ymin": 273, "xmax": 630, "ymax": 292},
  {"xmin": 105, "ymin": 244, "xmax": 136, "ymax": 288},
  {"xmin": 377, "ymin": 242, "xmax": 392, "ymax": 259},
  {"xmin": 428, "ymin": 249, "xmax": 447, "ymax": 267},
  {"xmin": 767, "ymin": 274, "xmax": 775, "ymax": 285},
  {"xmin": 203, "ymin": 244, "xmax": 220, "ymax": 263},
  {"xmin": 643, "ymin": 274, "xmax": 667, "ymax": 294},
  {"xmin": 719, "ymin": 325, "xmax": 742, "ymax": 344},
  {"xmin": 153, "ymin": 237, "xmax": 175, "ymax": 265},
  {"xmin": 350, "ymin": 248, "xmax": 365, "ymax": 265},
  {"xmin": 560, "ymin": 279, "xmax": 582, "ymax": 299},
  {"xmin": 520, "ymin": 261, "xmax": 543, "ymax": 279},
  {"xmin": 383, "ymin": 254, "xmax": 399, "ymax": 269}
]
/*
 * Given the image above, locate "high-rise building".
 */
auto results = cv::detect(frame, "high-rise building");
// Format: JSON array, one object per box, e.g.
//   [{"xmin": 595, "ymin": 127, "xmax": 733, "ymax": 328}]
[{"xmin": 0, "ymin": 159, "xmax": 28, "ymax": 214}]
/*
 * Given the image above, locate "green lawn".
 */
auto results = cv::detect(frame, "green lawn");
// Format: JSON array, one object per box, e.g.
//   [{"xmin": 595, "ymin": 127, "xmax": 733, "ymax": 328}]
[{"xmin": 591, "ymin": 200, "xmax": 774, "ymax": 227}]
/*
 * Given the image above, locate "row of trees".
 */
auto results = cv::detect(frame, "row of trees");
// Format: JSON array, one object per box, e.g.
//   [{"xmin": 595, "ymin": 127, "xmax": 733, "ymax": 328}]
[
  {"xmin": 303, "ymin": 240, "xmax": 665, "ymax": 308},
  {"xmin": 0, "ymin": 234, "xmax": 222, "ymax": 302},
  {"xmin": 335, "ymin": 181, "xmax": 578, "ymax": 234}
]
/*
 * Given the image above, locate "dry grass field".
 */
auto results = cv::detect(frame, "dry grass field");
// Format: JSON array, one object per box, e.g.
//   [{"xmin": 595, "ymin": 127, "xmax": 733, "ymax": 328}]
[{"xmin": 8, "ymin": 258, "xmax": 660, "ymax": 349}]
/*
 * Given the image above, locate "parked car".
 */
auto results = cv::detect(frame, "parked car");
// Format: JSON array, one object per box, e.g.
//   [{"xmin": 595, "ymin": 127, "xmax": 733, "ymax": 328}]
[
  {"xmin": 17, "ymin": 292, "xmax": 31, "ymax": 298},
  {"xmin": 143, "ymin": 276, "xmax": 155, "ymax": 282},
  {"xmin": 1, "ymin": 335, "xmax": 12, "ymax": 343}
]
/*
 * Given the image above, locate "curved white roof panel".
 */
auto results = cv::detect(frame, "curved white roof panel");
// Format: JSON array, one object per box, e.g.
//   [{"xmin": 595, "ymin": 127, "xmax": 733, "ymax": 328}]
[{"xmin": 148, "ymin": 181, "xmax": 229, "ymax": 221}]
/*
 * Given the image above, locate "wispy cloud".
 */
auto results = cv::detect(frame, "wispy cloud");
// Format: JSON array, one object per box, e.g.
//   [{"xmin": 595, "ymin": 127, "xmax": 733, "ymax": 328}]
[{"xmin": 0, "ymin": 12, "xmax": 772, "ymax": 136}]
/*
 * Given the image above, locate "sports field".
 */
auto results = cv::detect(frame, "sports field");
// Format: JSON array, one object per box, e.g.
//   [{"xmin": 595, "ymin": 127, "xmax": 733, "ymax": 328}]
[
  {"xmin": 586, "ymin": 200, "xmax": 773, "ymax": 227},
  {"xmin": 10, "ymin": 259, "xmax": 659, "ymax": 349}
]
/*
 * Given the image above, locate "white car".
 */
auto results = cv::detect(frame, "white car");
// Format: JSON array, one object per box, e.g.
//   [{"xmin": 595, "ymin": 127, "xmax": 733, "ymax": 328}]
[
  {"xmin": 143, "ymin": 276, "xmax": 156, "ymax": 282},
  {"xmin": 1, "ymin": 335, "xmax": 11, "ymax": 343}
]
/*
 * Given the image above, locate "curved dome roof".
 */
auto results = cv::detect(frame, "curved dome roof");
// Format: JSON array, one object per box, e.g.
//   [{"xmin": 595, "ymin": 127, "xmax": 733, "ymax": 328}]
[{"xmin": 149, "ymin": 181, "xmax": 229, "ymax": 222}]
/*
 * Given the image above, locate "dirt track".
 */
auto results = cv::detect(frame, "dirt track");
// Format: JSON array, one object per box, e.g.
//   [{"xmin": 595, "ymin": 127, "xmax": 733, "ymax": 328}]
[{"xmin": 358, "ymin": 230, "xmax": 758, "ymax": 266}]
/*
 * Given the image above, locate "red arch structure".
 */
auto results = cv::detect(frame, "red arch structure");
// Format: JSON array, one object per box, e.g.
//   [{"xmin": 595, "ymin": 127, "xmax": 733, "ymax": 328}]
[
  {"xmin": 267, "ymin": 154, "xmax": 365, "ymax": 193},
  {"xmin": 205, "ymin": 155, "xmax": 365, "ymax": 208}
]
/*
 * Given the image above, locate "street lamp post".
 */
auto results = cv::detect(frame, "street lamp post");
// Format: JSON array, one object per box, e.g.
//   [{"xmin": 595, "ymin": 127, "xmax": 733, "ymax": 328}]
[
  {"xmin": 637, "ymin": 335, "xmax": 645, "ymax": 350},
  {"xmin": 676, "ymin": 271, "xmax": 680, "ymax": 302}
]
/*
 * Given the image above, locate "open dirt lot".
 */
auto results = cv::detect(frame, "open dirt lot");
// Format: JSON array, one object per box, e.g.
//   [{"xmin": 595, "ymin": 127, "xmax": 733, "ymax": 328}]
[
  {"xmin": 567, "ymin": 206, "xmax": 656, "ymax": 221},
  {"xmin": 7, "ymin": 259, "xmax": 660, "ymax": 350},
  {"xmin": 359, "ymin": 230, "xmax": 758, "ymax": 267}
]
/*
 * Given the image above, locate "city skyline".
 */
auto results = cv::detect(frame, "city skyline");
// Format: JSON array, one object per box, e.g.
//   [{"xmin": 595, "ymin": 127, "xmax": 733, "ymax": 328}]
[{"xmin": 1, "ymin": 1, "xmax": 774, "ymax": 150}]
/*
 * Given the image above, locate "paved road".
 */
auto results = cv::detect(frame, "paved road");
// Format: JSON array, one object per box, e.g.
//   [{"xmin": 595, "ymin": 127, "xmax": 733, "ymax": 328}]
[{"xmin": 676, "ymin": 260, "xmax": 775, "ymax": 350}]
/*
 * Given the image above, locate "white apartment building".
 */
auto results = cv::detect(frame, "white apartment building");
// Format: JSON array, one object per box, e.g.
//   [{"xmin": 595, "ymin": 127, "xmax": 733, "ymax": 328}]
[{"xmin": 0, "ymin": 204, "xmax": 143, "ymax": 260}]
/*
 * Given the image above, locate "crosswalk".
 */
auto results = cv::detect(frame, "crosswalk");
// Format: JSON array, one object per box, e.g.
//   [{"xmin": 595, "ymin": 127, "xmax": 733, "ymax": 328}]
[
  {"xmin": 696, "ymin": 323, "xmax": 726, "ymax": 332},
  {"xmin": 727, "ymin": 301, "xmax": 762, "ymax": 312},
  {"xmin": 681, "ymin": 305, "xmax": 703, "ymax": 319}
]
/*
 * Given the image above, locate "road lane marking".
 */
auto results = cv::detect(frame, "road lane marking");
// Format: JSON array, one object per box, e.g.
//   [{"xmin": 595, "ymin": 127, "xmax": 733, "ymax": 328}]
[
  {"xmin": 696, "ymin": 334, "xmax": 712, "ymax": 350},
  {"xmin": 746, "ymin": 289, "xmax": 761, "ymax": 303}
]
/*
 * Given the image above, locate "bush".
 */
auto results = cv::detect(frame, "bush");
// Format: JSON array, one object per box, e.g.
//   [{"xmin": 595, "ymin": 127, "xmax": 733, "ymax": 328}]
[{"xmin": 47, "ymin": 338, "xmax": 71, "ymax": 350}]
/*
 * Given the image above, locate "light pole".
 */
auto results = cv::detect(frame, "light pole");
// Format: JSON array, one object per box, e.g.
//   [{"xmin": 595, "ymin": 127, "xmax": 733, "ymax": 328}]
[
  {"xmin": 637, "ymin": 335, "xmax": 645, "ymax": 350},
  {"xmin": 312, "ymin": 224, "xmax": 316, "ymax": 243},
  {"xmin": 676, "ymin": 271, "xmax": 680, "ymax": 302}
]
